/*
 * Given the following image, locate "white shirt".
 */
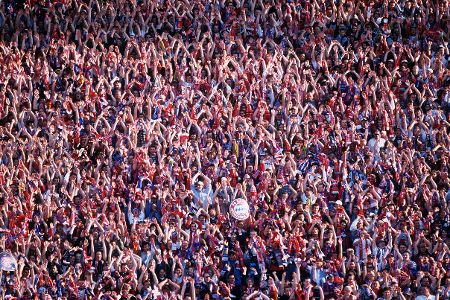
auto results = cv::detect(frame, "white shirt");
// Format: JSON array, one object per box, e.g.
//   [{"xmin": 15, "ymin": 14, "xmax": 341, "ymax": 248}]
[
  {"xmin": 368, "ymin": 137, "xmax": 386, "ymax": 156},
  {"xmin": 128, "ymin": 210, "xmax": 145, "ymax": 224},
  {"xmin": 415, "ymin": 295, "xmax": 436, "ymax": 300}
]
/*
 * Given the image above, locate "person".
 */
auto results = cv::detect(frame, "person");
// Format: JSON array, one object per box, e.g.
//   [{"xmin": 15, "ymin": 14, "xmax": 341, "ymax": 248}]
[
  {"xmin": 191, "ymin": 172, "xmax": 213, "ymax": 210},
  {"xmin": 367, "ymin": 130, "xmax": 386, "ymax": 160}
]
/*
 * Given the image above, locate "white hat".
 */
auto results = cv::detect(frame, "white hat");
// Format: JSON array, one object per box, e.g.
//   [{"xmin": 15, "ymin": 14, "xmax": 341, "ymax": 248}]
[{"xmin": 335, "ymin": 200, "xmax": 343, "ymax": 206}]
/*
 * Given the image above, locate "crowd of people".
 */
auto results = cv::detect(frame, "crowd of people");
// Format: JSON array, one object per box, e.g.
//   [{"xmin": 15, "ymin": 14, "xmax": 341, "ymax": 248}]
[{"xmin": 0, "ymin": 0, "xmax": 449, "ymax": 299}]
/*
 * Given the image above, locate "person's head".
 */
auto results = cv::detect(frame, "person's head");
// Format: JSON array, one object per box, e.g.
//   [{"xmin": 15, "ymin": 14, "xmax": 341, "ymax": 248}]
[
  {"xmin": 227, "ymin": 273, "xmax": 235, "ymax": 284},
  {"xmin": 347, "ymin": 248, "xmax": 354, "ymax": 257},
  {"xmin": 143, "ymin": 279, "xmax": 151, "ymax": 289},
  {"xmin": 247, "ymin": 277, "xmax": 254, "ymax": 287},
  {"xmin": 398, "ymin": 243, "xmax": 408, "ymax": 254},
  {"xmin": 366, "ymin": 270, "xmax": 376, "ymax": 281},
  {"xmin": 374, "ymin": 130, "xmax": 381, "ymax": 139},
  {"xmin": 382, "ymin": 288, "xmax": 392, "ymax": 298},
  {"xmin": 311, "ymin": 226, "xmax": 319, "ymax": 236},
  {"xmin": 343, "ymin": 286, "xmax": 352, "ymax": 295},
  {"xmin": 418, "ymin": 243, "xmax": 428, "ymax": 252},
  {"xmin": 33, "ymin": 213, "xmax": 41, "ymax": 223},
  {"xmin": 378, "ymin": 239, "xmax": 387, "ymax": 249},
  {"xmin": 420, "ymin": 276, "xmax": 431, "ymax": 287},
  {"xmin": 199, "ymin": 213, "xmax": 206, "ymax": 223},
  {"xmin": 208, "ymin": 206, "xmax": 216, "ymax": 217},
  {"xmin": 203, "ymin": 271, "xmax": 212, "ymax": 282},
  {"xmin": 158, "ymin": 268, "xmax": 167, "ymax": 280},
  {"xmin": 445, "ymin": 277, "xmax": 450, "ymax": 288},
  {"xmin": 419, "ymin": 286, "xmax": 431, "ymax": 296},
  {"xmin": 195, "ymin": 180, "xmax": 204, "ymax": 191},
  {"xmin": 120, "ymin": 263, "xmax": 128, "ymax": 272},
  {"xmin": 182, "ymin": 240, "xmax": 189, "ymax": 249}
]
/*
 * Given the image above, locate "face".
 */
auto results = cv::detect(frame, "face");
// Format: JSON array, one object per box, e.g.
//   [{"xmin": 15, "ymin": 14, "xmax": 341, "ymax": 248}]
[
  {"xmin": 421, "ymin": 277, "xmax": 430, "ymax": 287},
  {"xmin": 182, "ymin": 241, "xmax": 188, "ymax": 249},
  {"xmin": 159, "ymin": 269, "xmax": 166, "ymax": 279},
  {"xmin": 312, "ymin": 227, "xmax": 319, "ymax": 235},
  {"xmin": 120, "ymin": 264, "xmax": 128, "ymax": 272},
  {"xmin": 303, "ymin": 279, "xmax": 311, "ymax": 289},
  {"xmin": 399, "ymin": 244, "xmax": 407, "ymax": 253},
  {"xmin": 228, "ymin": 274, "xmax": 235, "ymax": 284}
]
